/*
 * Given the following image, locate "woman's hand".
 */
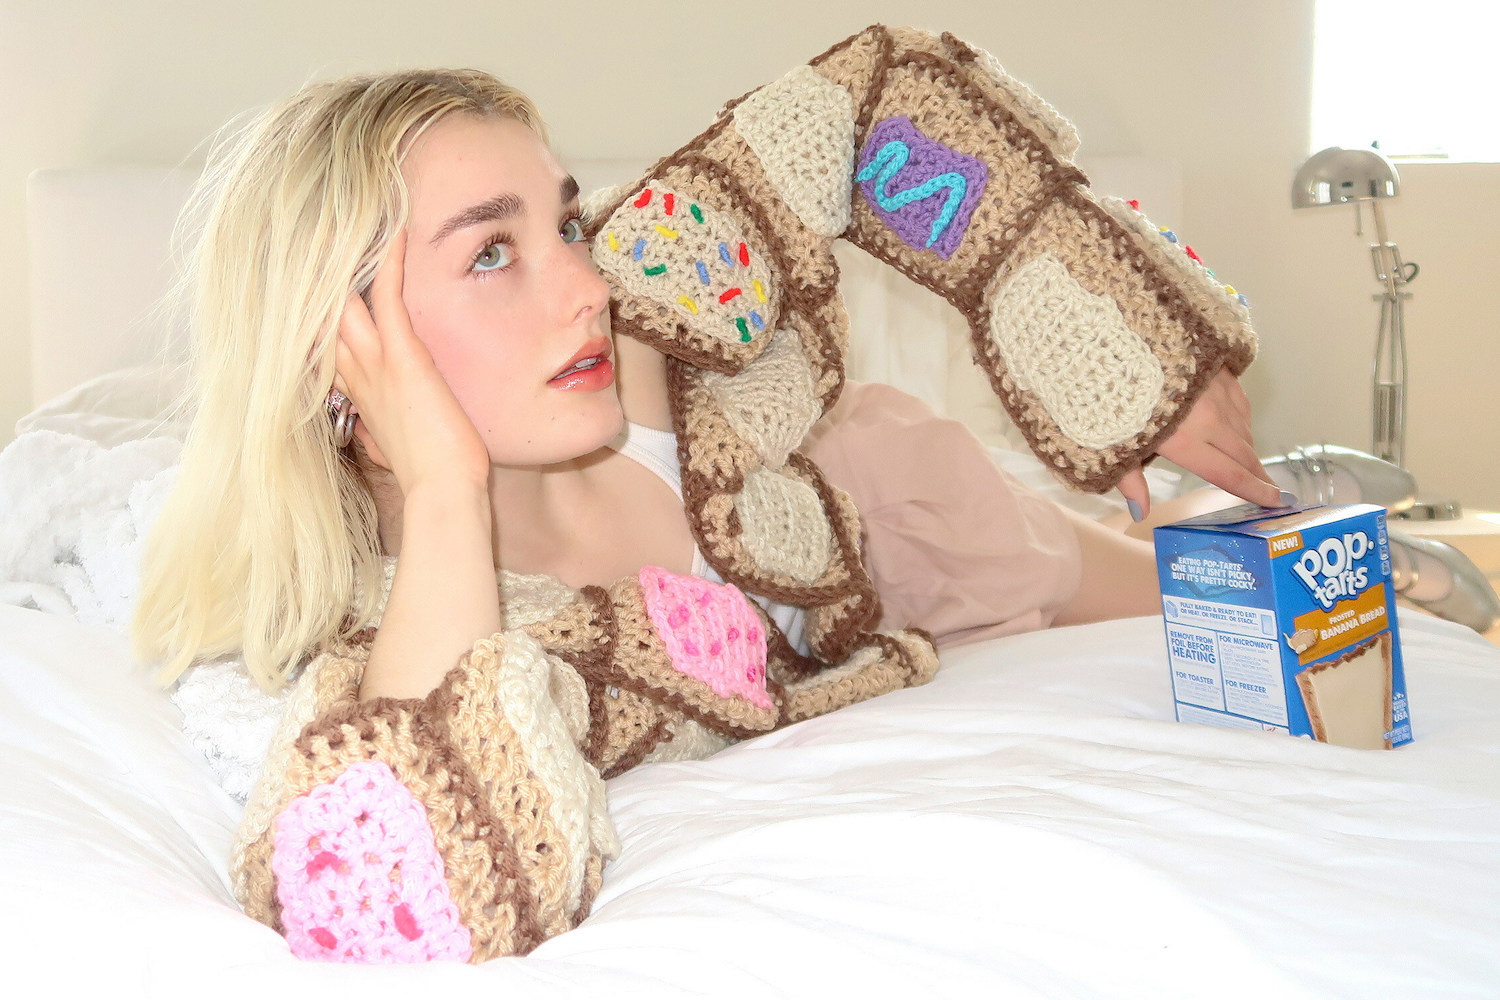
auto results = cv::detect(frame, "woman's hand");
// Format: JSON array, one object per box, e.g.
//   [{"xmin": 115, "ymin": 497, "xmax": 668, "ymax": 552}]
[
  {"xmin": 1115, "ymin": 367, "xmax": 1281, "ymax": 520},
  {"xmin": 341, "ymin": 232, "xmax": 501, "ymax": 702},
  {"xmin": 333, "ymin": 230, "xmax": 491, "ymax": 495}
]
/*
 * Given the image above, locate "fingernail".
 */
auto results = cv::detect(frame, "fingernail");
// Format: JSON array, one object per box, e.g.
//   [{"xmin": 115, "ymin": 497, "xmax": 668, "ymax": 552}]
[
  {"xmin": 1278, "ymin": 490, "xmax": 1297, "ymax": 507},
  {"xmin": 1127, "ymin": 498, "xmax": 1144, "ymax": 522}
]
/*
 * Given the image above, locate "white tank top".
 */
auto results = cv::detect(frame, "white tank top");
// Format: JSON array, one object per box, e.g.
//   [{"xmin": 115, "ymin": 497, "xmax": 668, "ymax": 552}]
[{"xmin": 607, "ymin": 421, "xmax": 809, "ymax": 656}]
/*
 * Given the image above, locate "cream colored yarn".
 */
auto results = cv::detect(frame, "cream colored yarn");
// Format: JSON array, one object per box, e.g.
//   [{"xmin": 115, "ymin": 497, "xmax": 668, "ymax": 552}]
[
  {"xmin": 700, "ymin": 327, "xmax": 822, "ymax": 469},
  {"xmin": 986, "ymin": 253, "xmax": 1165, "ymax": 449},
  {"xmin": 732, "ymin": 64, "xmax": 859, "ymax": 237},
  {"xmin": 732, "ymin": 466, "xmax": 834, "ymax": 584}
]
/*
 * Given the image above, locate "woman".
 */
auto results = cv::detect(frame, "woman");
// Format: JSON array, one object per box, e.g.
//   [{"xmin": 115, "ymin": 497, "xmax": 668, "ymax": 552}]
[{"xmin": 133, "ymin": 36, "xmax": 1285, "ymax": 964}]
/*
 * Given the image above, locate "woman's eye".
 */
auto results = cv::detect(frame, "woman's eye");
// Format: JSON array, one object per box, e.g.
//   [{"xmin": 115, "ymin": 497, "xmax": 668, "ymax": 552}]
[
  {"xmin": 561, "ymin": 218, "xmax": 585, "ymax": 243},
  {"xmin": 472, "ymin": 241, "xmax": 513, "ymax": 272}
]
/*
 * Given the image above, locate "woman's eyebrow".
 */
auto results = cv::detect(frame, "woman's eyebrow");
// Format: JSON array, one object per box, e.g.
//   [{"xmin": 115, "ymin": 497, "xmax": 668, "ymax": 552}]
[{"xmin": 430, "ymin": 175, "xmax": 580, "ymax": 247}]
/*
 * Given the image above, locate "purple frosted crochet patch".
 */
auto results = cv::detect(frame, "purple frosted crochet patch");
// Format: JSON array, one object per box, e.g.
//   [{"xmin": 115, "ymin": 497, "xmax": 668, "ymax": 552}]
[{"xmin": 856, "ymin": 116, "xmax": 988, "ymax": 260}]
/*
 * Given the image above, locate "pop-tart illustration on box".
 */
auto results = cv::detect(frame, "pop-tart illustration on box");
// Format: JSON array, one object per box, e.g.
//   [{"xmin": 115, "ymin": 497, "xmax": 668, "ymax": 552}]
[{"xmin": 1154, "ymin": 503, "xmax": 1412, "ymax": 749}]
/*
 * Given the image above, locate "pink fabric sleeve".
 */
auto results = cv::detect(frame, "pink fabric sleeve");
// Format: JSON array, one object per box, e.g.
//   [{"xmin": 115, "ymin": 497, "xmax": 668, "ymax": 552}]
[{"xmin": 801, "ymin": 381, "xmax": 1083, "ymax": 649}]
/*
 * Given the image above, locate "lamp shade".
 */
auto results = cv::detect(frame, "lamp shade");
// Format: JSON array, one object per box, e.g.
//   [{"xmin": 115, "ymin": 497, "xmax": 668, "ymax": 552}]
[{"xmin": 1291, "ymin": 146, "xmax": 1401, "ymax": 209}]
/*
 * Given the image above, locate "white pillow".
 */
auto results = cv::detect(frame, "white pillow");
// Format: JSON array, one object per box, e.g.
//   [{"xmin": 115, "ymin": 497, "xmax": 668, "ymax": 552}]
[
  {"xmin": 15, "ymin": 365, "xmax": 188, "ymax": 448},
  {"xmin": 835, "ymin": 241, "xmax": 957, "ymax": 423}
]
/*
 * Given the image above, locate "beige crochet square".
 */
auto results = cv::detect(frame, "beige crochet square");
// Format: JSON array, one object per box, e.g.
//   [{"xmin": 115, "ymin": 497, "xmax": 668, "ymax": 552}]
[
  {"xmin": 700, "ymin": 327, "xmax": 822, "ymax": 470},
  {"xmin": 733, "ymin": 64, "xmax": 858, "ymax": 238},
  {"xmin": 692, "ymin": 459, "xmax": 854, "ymax": 599},
  {"xmin": 733, "ymin": 466, "xmax": 834, "ymax": 585},
  {"xmin": 976, "ymin": 194, "xmax": 1211, "ymax": 488},
  {"xmin": 843, "ymin": 53, "xmax": 1074, "ymax": 303},
  {"xmin": 986, "ymin": 253, "xmax": 1164, "ymax": 449}
]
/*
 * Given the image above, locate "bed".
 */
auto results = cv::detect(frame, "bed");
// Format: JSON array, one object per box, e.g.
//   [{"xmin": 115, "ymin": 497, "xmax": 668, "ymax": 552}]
[{"xmin": 3, "ymin": 162, "xmax": 1497, "ymax": 998}]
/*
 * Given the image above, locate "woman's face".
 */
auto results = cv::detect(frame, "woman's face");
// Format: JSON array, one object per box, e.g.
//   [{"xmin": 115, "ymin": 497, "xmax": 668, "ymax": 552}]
[{"xmin": 396, "ymin": 113, "xmax": 620, "ymax": 468}]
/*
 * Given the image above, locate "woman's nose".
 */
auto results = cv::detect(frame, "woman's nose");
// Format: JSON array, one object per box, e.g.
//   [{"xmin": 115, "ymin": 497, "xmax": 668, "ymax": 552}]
[{"xmin": 557, "ymin": 242, "xmax": 612, "ymax": 326}]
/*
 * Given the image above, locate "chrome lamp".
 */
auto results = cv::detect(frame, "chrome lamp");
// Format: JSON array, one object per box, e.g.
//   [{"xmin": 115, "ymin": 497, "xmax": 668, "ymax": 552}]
[{"xmin": 1290, "ymin": 145, "xmax": 1458, "ymax": 520}]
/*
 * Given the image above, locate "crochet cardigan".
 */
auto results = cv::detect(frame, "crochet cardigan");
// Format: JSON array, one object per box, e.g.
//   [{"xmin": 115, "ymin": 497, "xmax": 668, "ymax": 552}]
[{"xmin": 229, "ymin": 23, "xmax": 1257, "ymax": 964}]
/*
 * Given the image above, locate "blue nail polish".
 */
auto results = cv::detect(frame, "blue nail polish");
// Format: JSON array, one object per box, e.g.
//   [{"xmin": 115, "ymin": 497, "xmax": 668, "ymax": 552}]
[{"xmin": 1128, "ymin": 498, "xmax": 1144, "ymax": 522}]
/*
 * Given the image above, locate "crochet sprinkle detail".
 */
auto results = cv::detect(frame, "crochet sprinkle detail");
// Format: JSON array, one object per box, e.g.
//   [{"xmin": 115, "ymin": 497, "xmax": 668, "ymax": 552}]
[
  {"xmin": 271, "ymin": 760, "xmax": 472, "ymax": 963},
  {"xmin": 592, "ymin": 182, "xmax": 775, "ymax": 349}
]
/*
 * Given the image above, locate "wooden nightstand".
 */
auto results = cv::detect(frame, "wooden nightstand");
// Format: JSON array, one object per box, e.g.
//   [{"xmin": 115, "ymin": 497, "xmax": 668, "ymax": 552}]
[{"xmin": 1392, "ymin": 509, "xmax": 1500, "ymax": 646}]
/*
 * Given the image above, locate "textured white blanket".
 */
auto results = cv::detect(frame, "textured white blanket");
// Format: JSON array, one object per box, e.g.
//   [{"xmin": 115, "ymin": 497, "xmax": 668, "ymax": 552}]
[
  {"xmin": 0, "ymin": 429, "xmax": 180, "ymax": 628},
  {"xmin": 0, "ymin": 429, "xmax": 290, "ymax": 802}
]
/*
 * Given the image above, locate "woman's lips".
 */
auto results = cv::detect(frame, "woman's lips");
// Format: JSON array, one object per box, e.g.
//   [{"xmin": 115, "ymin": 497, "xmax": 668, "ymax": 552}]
[
  {"xmin": 551, "ymin": 337, "xmax": 612, "ymax": 379},
  {"xmin": 548, "ymin": 357, "xmax": 615, "ymax": 391}
]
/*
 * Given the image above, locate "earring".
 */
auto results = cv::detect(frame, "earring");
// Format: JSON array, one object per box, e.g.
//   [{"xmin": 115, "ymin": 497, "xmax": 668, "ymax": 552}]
[{"xmin": 326, "ymin": 388, "xmax": 356, "ymax": 448}]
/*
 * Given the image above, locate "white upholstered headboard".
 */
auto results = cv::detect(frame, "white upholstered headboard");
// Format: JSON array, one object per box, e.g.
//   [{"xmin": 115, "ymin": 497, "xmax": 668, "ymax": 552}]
[
  {"xmin": 25, "ymin": 155, "xmax": 1180, "ymax": 443},
  {"xmin": 22, "ymin": 159, "xmax": 657, "ymax": 407}
]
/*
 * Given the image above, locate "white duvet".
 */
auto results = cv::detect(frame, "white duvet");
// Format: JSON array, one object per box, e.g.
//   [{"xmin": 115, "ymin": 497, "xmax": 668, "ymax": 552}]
[{"xmin": 2, "ymin": 599, "xmax": 1496, "ymax": 998}]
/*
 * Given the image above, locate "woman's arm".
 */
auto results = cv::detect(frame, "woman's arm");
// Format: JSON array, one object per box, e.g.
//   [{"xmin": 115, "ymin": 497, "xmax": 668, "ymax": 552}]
[
  {"xmin": 329, "ymin": 230, "xmax": 503, "ymax": 701},
  {"xmin": 589, "ymin": 25, "xmax": 1278, "ymax": 509},
  {"xmin": 357, "ymin": 479, "xmax": 500, "ymax": 701},
  {"xmin": 230, "ymin": 628, "xmax": 618, "ymax": 963},
  {"xmin": 227, "ymin": 234, "xmax": 617, "ymax": 963}
]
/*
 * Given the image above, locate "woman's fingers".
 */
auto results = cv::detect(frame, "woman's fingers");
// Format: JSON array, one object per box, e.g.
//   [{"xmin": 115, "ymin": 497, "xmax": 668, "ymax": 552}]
[
  {"xmin": 1209, "ymin": 416, "xmax": 1272, "ymax": 488},
  {"xmin": 1115, "ymin": 467, "xmax": 1153, "ymax": 522},
  {"xmin": 340, "ymin": 229, "xmax": 408, "ymax": 370},
  {"xmin": 369, "ymin": 229, "xmax": 410, "ymax": 341},
  {"xmin": 334, "ymin": 293, "xmax": 379, "ymax": 397},
  {"xmin": 332, "ymin": 322, "xmax": 356, "ymax": 399},
  {"xmin": 1198, "ymin": 370, "xmax": 1252, "ymax": 440},
  {"xmin": 331, "ymin": 321, "xmax": 391, "ymax": 467},
  {"xmin": 339, "ymin": 290, "xmax": 380, "ymax": 353},
  {"xmin": 349, "ymin": 415, "xmax": 390, "ymax": 468},
  {"xmin": 1204, "ymin": 382, "xmax": 1275, "ymax": 490},
  {"xmin": 1160, "ymin": 367, "xmax": 1277, "ymax": 502},
  {"xmin": 1162, "ymin": 435, "xmax": 1280, "ymax": 507}
]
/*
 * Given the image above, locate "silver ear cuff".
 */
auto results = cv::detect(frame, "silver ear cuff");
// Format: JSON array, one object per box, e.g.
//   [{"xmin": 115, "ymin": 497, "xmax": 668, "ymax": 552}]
[{"xmin": 327, "ymin": 388, "xmax": 356, "ymax": 448}]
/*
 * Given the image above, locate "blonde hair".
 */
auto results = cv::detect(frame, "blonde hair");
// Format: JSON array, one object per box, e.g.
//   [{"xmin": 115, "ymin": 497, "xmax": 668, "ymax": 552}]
[{"xmin": 132, "ymin": 69, "xmax": 547, "ymax": 696}]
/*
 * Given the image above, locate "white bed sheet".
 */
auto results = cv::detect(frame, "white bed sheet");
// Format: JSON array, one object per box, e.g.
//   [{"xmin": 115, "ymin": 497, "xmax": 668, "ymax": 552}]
[{"xmin": 3, "ymin": 602, "xmax": 1496, "ymax": 998}]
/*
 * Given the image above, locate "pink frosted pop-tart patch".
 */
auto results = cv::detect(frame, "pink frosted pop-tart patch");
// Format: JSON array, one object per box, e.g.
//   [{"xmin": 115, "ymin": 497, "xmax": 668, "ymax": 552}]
[
  {"xmin": 639, "ymin": 565, "xmax": 772, "ymax": 709},
  {"xmin": 271, "ymin": 760, "xmax": 472, "ymax": 963}
]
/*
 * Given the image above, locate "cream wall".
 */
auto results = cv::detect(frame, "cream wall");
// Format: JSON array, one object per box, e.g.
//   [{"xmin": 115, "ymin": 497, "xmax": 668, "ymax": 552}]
[{"xmin": 3, "ymin": 0, "xmax": 1495, "ymax": 506}]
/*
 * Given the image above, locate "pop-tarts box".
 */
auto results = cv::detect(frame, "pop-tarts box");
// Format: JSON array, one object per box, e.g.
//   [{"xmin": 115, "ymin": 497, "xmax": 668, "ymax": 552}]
[{"xmin": 1154, "ymin": 502, "xmax": 1412, "ymax": 749}]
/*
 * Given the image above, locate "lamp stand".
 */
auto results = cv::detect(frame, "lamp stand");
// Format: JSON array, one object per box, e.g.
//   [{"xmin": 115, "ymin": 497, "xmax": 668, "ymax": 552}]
[{"xmin": 1363, "ymin": 200, "xmax": 1461, "ymax": 520}]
